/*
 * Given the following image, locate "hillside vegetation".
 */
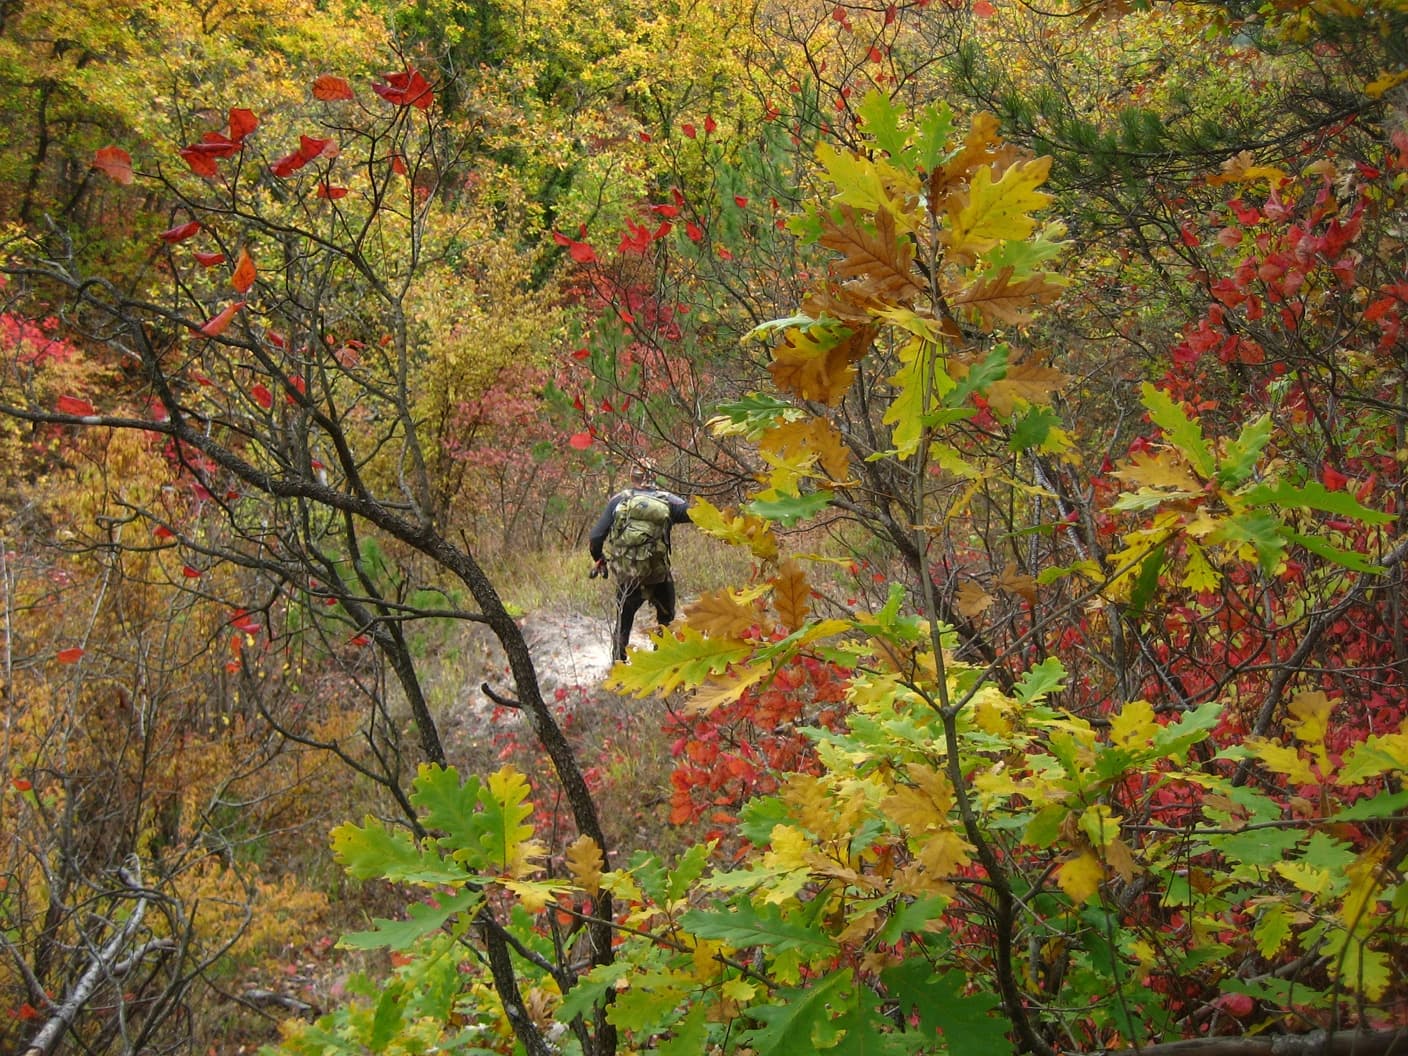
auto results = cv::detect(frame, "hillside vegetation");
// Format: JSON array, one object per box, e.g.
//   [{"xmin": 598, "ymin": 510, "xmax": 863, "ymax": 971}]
[{"xmin": 1, "ymin": 1, "xmax": 1405, "ymax": 1054}]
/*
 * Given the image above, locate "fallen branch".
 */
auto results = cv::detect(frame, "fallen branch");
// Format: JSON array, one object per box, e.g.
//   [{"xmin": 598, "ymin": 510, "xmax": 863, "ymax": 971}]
[{"xmin": 22, "ymin": 865, "xmax": 152, "ymax": 1056}]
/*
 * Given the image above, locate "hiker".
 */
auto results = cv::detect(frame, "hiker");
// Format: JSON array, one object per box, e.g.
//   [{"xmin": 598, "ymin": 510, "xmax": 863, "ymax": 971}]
[{"xmin": 588, "ymin": 461, "xmax": 692, "ymax": 663}]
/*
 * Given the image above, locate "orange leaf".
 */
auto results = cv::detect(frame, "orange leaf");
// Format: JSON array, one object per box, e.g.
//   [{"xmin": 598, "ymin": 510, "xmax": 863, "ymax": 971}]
[
  {"xmin": 93, "ymin": 146, "xmax": 133, "ymax": 185},
  {"xmin": 313, "ymin": 75, "xmax": 355, "ymax": 101},
  {"xmin": 316, "ymin": 183, "xmax": 348, "ymax": 199},
  {"xmin": 56, "ymin": 647, "xmax": 84, "ymax": 663},
  {"xmin": 198, "ymin": 300, "xmax": 246, "ymax": 337},
  {"xmin": 231, "ymin": 248, "xmax": 257, "ymax": 293},
  {"xmin": 56, "ymin": 394, "xmax": 95, "ymax": 416},
  {"xmin": 12, "ymin": 777, "xmax": 32, "ymax": 791}
]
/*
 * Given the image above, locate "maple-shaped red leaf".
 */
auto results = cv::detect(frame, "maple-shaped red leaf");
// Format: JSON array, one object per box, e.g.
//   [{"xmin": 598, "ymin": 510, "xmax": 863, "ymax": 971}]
[
  {"xmin": 313, "ymin": 75, "xmax": 355, "ymax": 101},
  {"xmin": 193, "ymin": 250, "xmax": 226, "ymax": 267},
  {"xmin": 93, "ymin": 146, "xmax": 134, "ymax": 185},
  {"xmin": 159, "ymin": 220, "xmax": 202, "ymax": 243},
  {"xmin": 179, "ymin": 147, "xmax": 220, "ymax": 178},
  {"xmin": 228, "ymin": 108, "xmax": 258, "ymax": 143},
  {"xmin": 316, "ymin": 183, "xmax": 348, "ymax": 199},
  {"xmin": 568, "ymin": 431, "xmax": 593, "ymax": 450},
  {"xmin": 373, "ymin": 69, "xmax": 434, "ymax": 110},
  {"xmin": 56, "ymin": 647, "xmax": 84, "ymax": 663},
  {"xmin": 250, "ymin": 383, "xmax": 273, "ymax": 409},
  {"xmin": 198, "ymin": 300, "xmax": 246, "ymax": 337},
  {"xmin": 56, "ymin": 394, "xmax": 96, "ymax": 416},
  {"xmin": 231, "ymin": 247, "xmax": 257, "ymax": 293}
]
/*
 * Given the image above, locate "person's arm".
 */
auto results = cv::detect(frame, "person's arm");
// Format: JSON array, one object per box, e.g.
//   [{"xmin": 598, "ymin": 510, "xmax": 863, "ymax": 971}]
[
  {"xmin": 588, "ymin": 494, "xmax": 623, "ymax": 560},
  {"xmin": 666, "ymin": 492, "xmax": 692, "ymax": 524}
]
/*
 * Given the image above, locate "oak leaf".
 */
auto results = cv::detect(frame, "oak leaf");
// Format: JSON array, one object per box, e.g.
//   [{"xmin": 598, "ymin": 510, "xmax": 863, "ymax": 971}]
[
  {"xmin": 1056, "ymin": 850, "xmax": 1104, "ymax": 903},
  {"xmin": 996, "ymin": 561, "xmax": 1037, "ymax": 603},
  {"xmin": 684, "ymin": 588, "xmax": 762, "ymax": 639},
  {"xmin": 565, "ymin": 834, "xmax": 604, "ymax": 895},
  {"xmin": 771, "ymin": 559, "xmax": 812, "ymax": 632},
  {"xmin": 984, "ymin": 360, "xmax": 1067, "ymax": 416},
  {"xmin": 946, "ymin": 156, "xmax": 1054, "ymax": 262},
  {"xmin": 817, "ymin": 204, "xmax": 922, "ymax": 304},
  {"xmin": 949, "ymin": 266, "xmax": 1065, "ymax": 326},
  {"xmin": 955, "ymin": 580, "xmax": 994, "ymax": 617},
  {"xmin": 768, "ymin": 323, "xmax": 874, "ymax": 406}
]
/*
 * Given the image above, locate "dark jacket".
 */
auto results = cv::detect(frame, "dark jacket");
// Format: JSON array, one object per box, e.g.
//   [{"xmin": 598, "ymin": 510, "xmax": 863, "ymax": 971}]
[{"xmin": 588, "ymin": 487, "xmax": 691, "ymax": 562}]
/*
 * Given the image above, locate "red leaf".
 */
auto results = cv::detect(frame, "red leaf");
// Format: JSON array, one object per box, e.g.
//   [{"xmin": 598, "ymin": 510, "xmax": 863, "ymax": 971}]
[
  {"xmin": 251, "ymin": 383, "xmax": 273, "ymax": 409},
  {"xmin": 1321, "ymin": 465, "xmax": 1349, "ymax": 491},
  {"xmin": 193, "ymin": 251, "xmax": 226, "ymax": 267},
  {"xmin": 885, "ymin": 3, "xmax": 897, "ymax": 23},
  {"xmin": 93, "ymin": 146, "xmax": 134, "ymax": 185},
  {"xmin": 638, "ymin": 131, "xmax": 652, "ymax": 142},
  {"xmin": 681, "ymin": 122, "xmax": 696, "ymax": 139},
  {"xmin": 159, "ymin": 221, "xmax": 202, "ymax": 244},
  {"xmin": 182, "ymin": 565, "xmax": 203, "ymax": 578},
  {"xmin": 312, "ymin": 75, "xmax": 355, "ymax": 101},
  {"xmin": 298, "ymin": 135, "xmax": 336, "ymax": 161},
  {"xmin": 734, "ymin": 195, "xmax": 749, "ymax": 207},
  {"xmin": 231, "ymin": 247, "xmax": 257, "ymax": 293},
  {"xmin": 56, "ymin": 647, "xmax": 84, "ymax": 664},
  {"xmin": 390, "ymin": 153, "xmax": 408, "ymax": 175},
  {"xmin": 56, "ymin": 394, "xmax": 95, "ymax": 416},
  {"xmin": 704, "ymin": 115, "xmax": 717, "ymax": 134},
  {"xmin": 349, "ymin": 634, "xmax": 370, "ymax": 647},
  {"xmin": 228, "ymin": 107, "xmax": 258, "ymax": 142},
  {"xmin": 153, "ymin": 524, "xmax": 176, "ymax": 540},
  {"xmin": 316, "ymin": 183, "xmax": 348, "ymax": 199},
  {"xmin": 717, "ymin": 245, "xmax": 734, "ymax": 260},
  {"xmin": 271, "ymin": 151, "xmax": 307, "ymax": 177},
  {"xmin": 286, "ymin": 375, "xmax": 306, "ymax": 402},
  {"xmin": 568, "ymin": 431, "xmax": 593, "ymax": 450},
  {"xmin": 571, "ymin": 347, "xmax": 591, "ymax": 359},
  {"xmin": 972, "ymin": 0, "xmax": 995, "ymax": 15},
  {"xmin": 686, "ymin": 221, "xmax": 703, "ymax": 242},
  {"xmin": 11, "ymin": 777, "xmax": 32, "ymax": 792},
  {"xmin": 198, "ymin": 300, "xmax": 246, "ymax": 337},
  {"xmin": 868, "ymin": 45, "xmax": 883, "ymax": 62},
  {"xmin": 374, "ymin": 69, "xmax": 434, "ymax": 109},
  {"xmin": 179, "ymin": 147, "xmax": 220, "ymax": 178}
]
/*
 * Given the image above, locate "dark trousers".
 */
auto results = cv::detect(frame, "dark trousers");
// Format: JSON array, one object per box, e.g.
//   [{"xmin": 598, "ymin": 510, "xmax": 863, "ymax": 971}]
[{"xmin": 614, "ymin": 578, "xmax": 676, "ymax": 662}]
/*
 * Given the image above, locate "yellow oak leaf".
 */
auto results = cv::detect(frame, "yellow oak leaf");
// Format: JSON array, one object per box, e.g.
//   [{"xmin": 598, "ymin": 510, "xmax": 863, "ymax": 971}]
[
  {"xmin": 1245, "ymin": 738, "xmax": 1316, "ymax": 784},
  {"xmin": 1207, "ymin": 149, "xmax": 1289, "ymax": 187},
  {"xmin": 1181, "ymin": 541, "xmax": 1222, "ymax": 592},
  {"xmin": 501, "ymin": 879, "xmax": 566, "ymax": 913},
  {"xmin": 1104, "ymin": 837, "xmax": 1140, "ymax": 881},
  {"xmin": 1109, "ymin": 699, "xmax": 1157, "ymax": 749},
  {"xmin": 771, "ymin": 558, "xmax": 812, "ymax": 632},
  {"xmin": 759, "ymin": 416, "xmax": 852, "ymax": 485},
  {"xmin": 687, "ymin": 498, "xmax": 779, "ymax": 562},
  {"xmin": 914, "ymin": 827, "xmax": 974, "ymax": 877},
  {"xmin": 565, "ymin": 834, "xmax": 604, "ymax": 895},
  {"xmin": 684, "ymin": 665, "xmax": 773, "ymax": 716},
  {"xmin": 1286, "ymin": 690, "xmax": 1332, "ymax": 750},
  {"xmin": 1056, "ymin": 850, "xmax": 1104, "ymax": 903},
  {"xmin": 1111, "ymin": 449, "xmax": 1204, "ymax": 493},
  {"xmin": 946, "ymin": 155, "xmax": 1054, "ymax": 262},
  {"xmin": 685, "ymin": 588, "xmax": 764, "ymax": 639}
]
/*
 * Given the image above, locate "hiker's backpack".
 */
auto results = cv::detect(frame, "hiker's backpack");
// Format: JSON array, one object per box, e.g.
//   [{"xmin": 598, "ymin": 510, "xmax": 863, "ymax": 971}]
[{"xmin": 605, "ymin": 491, "xmax": 673, "ymax": 584}]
